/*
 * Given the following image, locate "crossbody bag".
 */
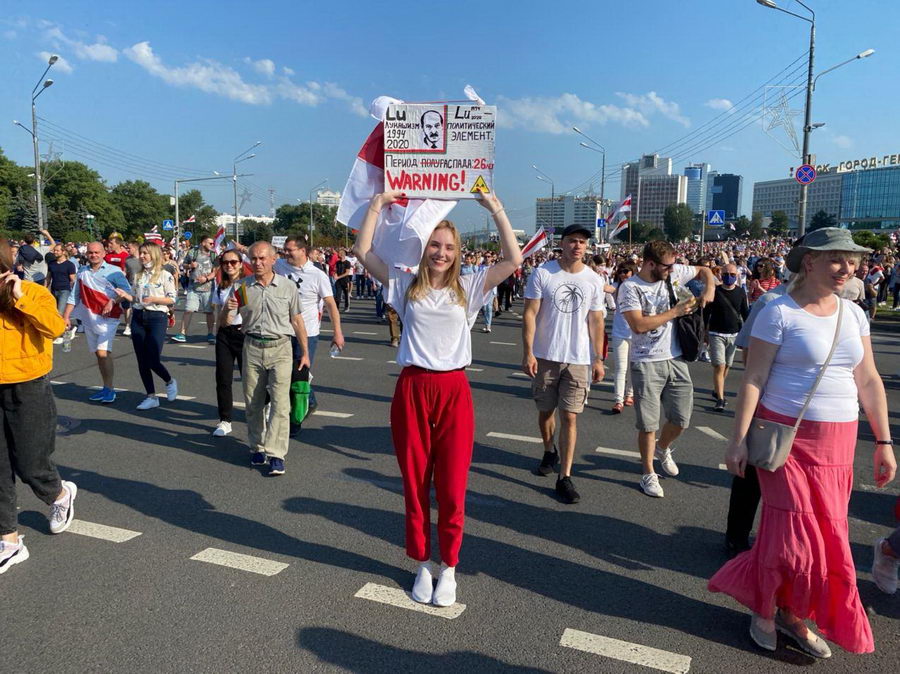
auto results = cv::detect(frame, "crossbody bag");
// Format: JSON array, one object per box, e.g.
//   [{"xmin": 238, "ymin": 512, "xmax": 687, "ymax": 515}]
[{"xmin": 746, "ymin": 299, "xmax": 843, "ymax": 471}]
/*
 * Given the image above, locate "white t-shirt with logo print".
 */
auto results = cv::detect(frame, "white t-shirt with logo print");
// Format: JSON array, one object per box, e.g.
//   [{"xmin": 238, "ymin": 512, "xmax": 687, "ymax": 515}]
[
  {"xmin": 524, "ymin": 260, "xmax": 606, "ymax": 366},
  {"xmin": 617, "ymin": 264, "xmax": 697, "ymax": 362}
]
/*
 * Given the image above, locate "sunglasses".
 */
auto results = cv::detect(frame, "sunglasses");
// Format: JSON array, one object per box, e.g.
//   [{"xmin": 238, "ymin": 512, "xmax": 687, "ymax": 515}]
[
  {"xmin": 222, "ymin": 260, "xmax": 241, "ymax": 266},
  {"xmin": 654, "ymin": 261, "xmax": 675, "ymax": 271}
]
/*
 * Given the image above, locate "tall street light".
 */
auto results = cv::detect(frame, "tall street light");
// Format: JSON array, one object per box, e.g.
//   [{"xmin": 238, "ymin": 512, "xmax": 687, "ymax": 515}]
[
  {"xmin": 573, "ymin": 126, "xmax": 607, "ymax": 243},
  {"xmin": 15, "ymin": 54, "xmax": 58, "ymax": 231},
  {"xmin": 174, "ymin": 174, "xmax": 241, "ymax": 243},
  {"xmin": 233, "ymin": 141, "xmax": 261, "ymax": 239},
  {"xmin": 307, "ymin": 178, "xmax": 328, "ymax": 248},
  {"xmin": 532, "ymin": 165, "xmax": 555, "ymax": 244}
]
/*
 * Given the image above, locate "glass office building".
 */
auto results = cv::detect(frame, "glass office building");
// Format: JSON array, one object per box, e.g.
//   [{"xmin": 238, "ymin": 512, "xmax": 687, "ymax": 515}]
[{"xmin": 840, "ymin": 165, "xmax": 900, "ymax": 230}]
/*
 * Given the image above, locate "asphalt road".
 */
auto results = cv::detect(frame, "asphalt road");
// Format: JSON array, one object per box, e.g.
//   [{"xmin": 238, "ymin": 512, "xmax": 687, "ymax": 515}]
[{"xmin": 4, "ymin": 297, "xmax": 899, "ymax": 673}]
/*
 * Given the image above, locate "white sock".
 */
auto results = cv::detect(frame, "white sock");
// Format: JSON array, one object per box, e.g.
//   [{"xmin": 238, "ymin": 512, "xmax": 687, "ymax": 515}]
[
  {"xmin": 411, "ymin": 561, "xmax": 433, "ymax": 604},
  {"xmin": 432, "ymin": 563, "xmax": 457, "ymax": 607}
]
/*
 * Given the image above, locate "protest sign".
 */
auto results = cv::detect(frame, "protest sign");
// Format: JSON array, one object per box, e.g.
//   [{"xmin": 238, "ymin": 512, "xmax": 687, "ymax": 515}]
[
  {"xmin": 383, "ymin": 103, "xmax": 496, "ymax": 200},
  {"xmin": 271, "ymin": 235, "xmax": 287, "ymax": 249}
]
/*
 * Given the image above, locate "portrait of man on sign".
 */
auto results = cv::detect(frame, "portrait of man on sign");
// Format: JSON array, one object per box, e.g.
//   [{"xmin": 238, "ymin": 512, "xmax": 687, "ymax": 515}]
[{"xmin": 420, "ymin": 109, "xmax": 444, "ymax": 150}]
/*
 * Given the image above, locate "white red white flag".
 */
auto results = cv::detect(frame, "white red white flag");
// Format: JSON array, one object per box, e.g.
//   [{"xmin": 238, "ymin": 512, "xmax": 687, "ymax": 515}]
[
  {"xmin": 144, "ymin": 225, "xmax": 162, "ymax": 242},
  {"xmin": 336, "ymin": 97, "xmax": 457, "ymax": 270},
  {"xmin": 521, "ymin": 227, "xmax": 548, "ymax": 259},
  {"xmin": 182, "ymin": 215, "xmax": 196, "ymax": 224},
  {"xmin": 608, "ymin": 194, "xmax": 632, "ymax": 240},
  {"xmin": 213, "ymin": 225, "xmax": 227, "ymax": 253}
]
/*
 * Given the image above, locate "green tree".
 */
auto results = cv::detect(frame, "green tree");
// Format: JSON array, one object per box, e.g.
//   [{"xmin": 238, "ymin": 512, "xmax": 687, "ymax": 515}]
[
  {"xmin": 663, "ymin": 203, "xmax": 694, "ymax": 241},
  {"xmin": 240, "ymin": 219, "xmax": 275, "ymax": 245},
  {"xmin": 41, "ymin": 160, "xmax": 124, "ymax": 238},
  {"xmin": 110, "ymin": 180, "xmax": 170, "ymax": 237},
  {"xmin": 768, "ymin": 210, "xmax": 789, "ymax": 236},
  {"xmin": 808, "ymin": 209, "xmax": 837, "ymax": 232},
  {"xmin": 0, "ymin": 148, "xmax": 33, "ymax": 230},
  {"xmin": 749, "ymin": 212, "xmax": 765, "ymax": 239},
  {"xmin": 852, "ymin": 230, "xmax": 890, "ymax": 251},
  {"xmin": 733, "ymin": 215, "xmax": 751, "ymax": 237}
]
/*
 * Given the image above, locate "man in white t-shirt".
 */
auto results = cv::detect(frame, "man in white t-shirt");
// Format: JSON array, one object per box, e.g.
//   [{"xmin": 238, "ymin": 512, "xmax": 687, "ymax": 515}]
[
  {"xmin": 523, "ymin": 224, "xmax": 606, "ymax": 504},
  {"xmin": 619, "ymin": 240, "xmax": 715, "ymax": 498},
  {"xmin": 275, "ymin": 237, "xmax": 345, "ymax": 415}
]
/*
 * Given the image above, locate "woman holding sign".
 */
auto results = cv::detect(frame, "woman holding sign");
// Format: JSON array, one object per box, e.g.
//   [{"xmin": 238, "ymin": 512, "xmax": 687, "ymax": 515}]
[{"xmin": 353, "ymin": 190, "xmax": 522, "ymax": 607}]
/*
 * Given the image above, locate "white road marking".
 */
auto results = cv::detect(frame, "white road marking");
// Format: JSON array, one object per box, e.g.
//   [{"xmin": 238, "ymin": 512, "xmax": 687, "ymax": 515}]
[
  {"xmin": 320, "ymin": 329, "xmax": 334, "ymax": 333},
  {"xmin": 856, "ymin": 483, "xmax": 891, "ymax": 493},
  {"xmin": 465, "ymin": 367, "xmax": 484, "ymax": 372},
  {"xmin": 157, "ymin": 394, "xmax": 197, "ymax": 401},
  {"xmin": 190, "ymin": 547, "xmax": 288, "ymax": 576},
  {"xmin": 511, "ymin": 372, "xmax": 530, "ymax": 378},
  {"xmin": 233, "ymin": 401, "xmax": 245, "ymax": 408},
  {"xmin": 67, "ymin": 520, "xmax": 142, "ymax": 543},
  {"xmin": 88, "ymin": 386, "xmax": 129, "ymax": 392},
  {"xmin": 50, "ymin": 380, "xmax": 66, "ymax": 385},
  {"xmin": 177, "ymin": 344, "xmax": 207, "ymax": 349},
  {"xmin": 387, "ymin": 360, "xmax": 397, "ymax": 364},
  {"xmin": 489, "ymin": 341, "xmax": 516, "ymax": 346},
  {"xmin": 354, "ymin": 582, "xmax": 466, "ymax": 619},
  {"xmin": 560, "ymin": 628, "xmax": 691, "ymax": 674},
  {"xmin": 718, "ymin": 463, "xmax": 728, "ymax": 471},
  {"xmin": 486, "ymin": 432, "xmax": 543, "ymax": 444},
  {"xmin": 353, "ymin": 331, "xmax": 378, "ymax": 335},
  {"xmin": 332, "ymin": 356, "xmax": 364, "ymax": 361},
  {"xmin": 312, "ymin": 410, "xmax": 354, "ymax": 419},
  {"xmin": 595, "ymin": 446, "xmax": 641, "ymax": 459},
  {"xmin": 697, "ymin": 426, "xmax": 728, "ymax": 442}
]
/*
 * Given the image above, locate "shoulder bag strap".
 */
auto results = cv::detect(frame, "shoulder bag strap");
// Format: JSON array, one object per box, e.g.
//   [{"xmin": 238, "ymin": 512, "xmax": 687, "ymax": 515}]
[
  {"xmin": 665, "ymin": 276, "xmax": 677, "ymax": 309},
  {"xmin": 792, "ymin": 298, "xmax": 843, "ymax": 430}
]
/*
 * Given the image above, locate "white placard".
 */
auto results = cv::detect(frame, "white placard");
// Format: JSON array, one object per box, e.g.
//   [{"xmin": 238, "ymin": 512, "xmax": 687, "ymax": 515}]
[
  {"xmin": 383, "ymin": 103, "xmax": 495, "ymax": 200},
  {"xmin": 271, "ymin": 235, "xmax": 287, "ymax": 249}
]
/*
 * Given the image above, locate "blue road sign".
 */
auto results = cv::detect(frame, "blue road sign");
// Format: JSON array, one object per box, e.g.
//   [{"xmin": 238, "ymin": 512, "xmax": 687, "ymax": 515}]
[
  {"xmin": 795, "ymin": 164, "xmax": 817, "ymax": 185},
  {"xmin": 183, "ymin": 231, "xmax": 193, "ymax": 240},
  {"xmin": 596, "ymin": 218, "xmax": 607, "ymax": 228},
  {"xmin": 162, "ymin": 219, "xmax": 175, "ymax": 231},
  {"xmin": 707, "ymin": 210, "xmax": 726, "ymax": 227}
]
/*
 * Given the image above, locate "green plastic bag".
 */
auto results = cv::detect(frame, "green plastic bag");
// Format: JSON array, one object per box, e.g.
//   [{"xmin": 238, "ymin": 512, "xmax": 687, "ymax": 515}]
[{"xmin": 290, "ymin": 379, "xmax": 311, "ymax": 425}]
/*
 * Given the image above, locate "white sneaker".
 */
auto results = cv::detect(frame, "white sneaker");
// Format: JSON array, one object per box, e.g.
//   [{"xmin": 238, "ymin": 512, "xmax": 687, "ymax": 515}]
[
  {"xmin": 49, "ymin": 481, "xmax": 77, "ymax": 534},
  {"xmin": 432, "ymin": 564, "xmax": 457, "ymax": 607},
  {"xmin": 0, "ymin": 536, "xmax": 29, "ymax": 574},
  {"xmin": 640, "ymin": 473, "xmax": 665, "ymax": 498},
  {"xmin": 655, "ymin": 445, "xmax": 679, "ymax": 476},
  {"xmin": 123, "ymin": 326, "xmax": 131, "ymax": 336},
  {"xmin": 136, "ymin": 396, "xmax": 160, "ymax": 410},
  {"xmin": 165, "ymin": 378, "xmax": 178, "ymax": 402},
  {"xmin": 411, "ymin": 562, "xmax": 434, "ymax": 604},
  {"xmin": 873, "ymin": 538, "xmax": 899, "ymax": 595},
  {"xmin": 212, "ymin": 420, "xmax": 232, "ymax": 437}
]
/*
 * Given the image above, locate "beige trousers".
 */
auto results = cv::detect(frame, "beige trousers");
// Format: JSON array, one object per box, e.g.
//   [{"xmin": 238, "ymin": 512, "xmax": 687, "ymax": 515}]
[{"xmin": 242, "ymin": 338, "xmax": 293, "ymax": 459}]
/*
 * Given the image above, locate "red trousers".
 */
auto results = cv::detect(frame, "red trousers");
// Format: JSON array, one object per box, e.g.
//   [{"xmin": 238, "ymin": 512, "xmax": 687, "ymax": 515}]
[{"xmin": 390, "ymin": 367, "xmax": 475, "ymax": 567}]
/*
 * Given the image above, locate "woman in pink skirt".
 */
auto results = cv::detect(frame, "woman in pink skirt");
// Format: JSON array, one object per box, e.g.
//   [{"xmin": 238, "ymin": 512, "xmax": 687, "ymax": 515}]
[{"xmin": 709, "ymin": 228, "xmax": 897, "ymax": 658}]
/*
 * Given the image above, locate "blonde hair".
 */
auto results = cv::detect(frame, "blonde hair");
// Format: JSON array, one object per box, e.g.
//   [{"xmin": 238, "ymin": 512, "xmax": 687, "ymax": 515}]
[
  {"xmin": 406, "ymin": 220, "xmax": 465, "ymax": 307},
  {"xmin": 789, "ymin": 249, "xmax": 862, "ymax": 292},
  {"xmin": 139, "ymin": 242, "xmax": 164, "ymax": 285}
]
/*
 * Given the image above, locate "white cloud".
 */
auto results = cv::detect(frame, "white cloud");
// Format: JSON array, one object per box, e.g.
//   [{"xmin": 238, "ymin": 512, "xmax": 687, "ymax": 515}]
[
  {"xmin": 275, "ymin": 79, "xmax": 322, "ymax": 106},
  {"xmin": 321, "ymin": 82, "xmax": 368, "ymax": 117},
  {"xmin": 282, "ymin": 66, "xmax": 295, "ymax": 76},
  {"xmin": 38, "ymin": 51, "xmax": 72, "ymax": 73},
  {"xmin": 705, "ymin": 98, "xmax": 735, "ymax": 113},
  {"xmin": 833, "ymin": 135, "xmax": 853, "ymax": 149},
  {"xmin": 124, "ymin": 41, "xmax": 272, "ymax": 105},
  {"xmin": 616, "ymin": 91, "xmax": 690, "ymax": 127},
  {"xmin": 245, "ymin": 57, "xmax": 275, "ymax": 77},
  {"xmin": 496, "ymin": 93, "xmax": 649, "ymax": 134},
  {"xmin": 45, "ymin": 26, "xmax": 117, "ymax": 62}
]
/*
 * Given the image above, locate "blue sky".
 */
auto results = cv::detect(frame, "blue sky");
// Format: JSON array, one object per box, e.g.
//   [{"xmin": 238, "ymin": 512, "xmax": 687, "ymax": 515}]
[{"xmin": 1, "ymin": 1, "xmax": 896, "ymax": 233}]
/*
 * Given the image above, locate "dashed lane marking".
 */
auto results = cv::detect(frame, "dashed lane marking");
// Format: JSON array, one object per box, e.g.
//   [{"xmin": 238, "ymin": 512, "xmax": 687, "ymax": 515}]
[
  {"xmin": 560, "ymin": 628, "xmax": 691, "ymax": 674},
  {"xmin": 465, "ymin": 367, "xmax": 484, "ymax": 372},
  {"xmin": 88, "ymin": 386, "xmax": 129, "ymax": 392},
  {"xmin": 486, "ymin": 432, "xmax": 543, "ymax": 444},
  {"xmin": 190, "ymin": 547, "xmax": 289, "ymax": 576},
  {"xmin": 697, "ymin": 426, "xmax": 728, "ymax": 442},
  {"xmin": 50, "ymin": 380, "xmax": 66, "ymax": 385},
  {"xmin": 67, "ymin": 520, "xmax": 142, "ymax": 543},
  {"xmin": 511, "ymin": 372, "xmax": 530, "ymax": 378},
  {"xmin": 354, "ymin": 582, "xmax": 466, "ymax": 619},
  {"xmin": 387, "ymin": 360, "xmax": 397, "ymax": 364},
  {"xmin": 176, "ymin": 344, "xmax": 207, "ymax": 349},
  {"xmin": 312, "ymin": 410, "xmax": 354, "ymax": 419},
  {"xmin": 595, "ymin": 446, "xmax": 641, "ymax": 459},
  {"xmin": 353, "ymin": 331, "xmax": 378, "ymax": 335},
  {"xmin": 156, "ymin": 394, "xmax": 197, "ymax": 401},
  {"xmin": 718, "ymin": 464, "xmax": 728, "ymax": 471},
  {"xmin": 489, "ymin": 341, "xmax": 517, "ymax": 346},
  {"xmin": 332, "ymin": 356, "xmax": 364, "ymax": 361}
]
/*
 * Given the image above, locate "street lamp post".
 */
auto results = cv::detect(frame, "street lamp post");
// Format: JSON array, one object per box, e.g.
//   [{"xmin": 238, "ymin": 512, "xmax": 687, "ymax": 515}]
[
  {"xmin": 308, "ymin": 178, "xmax": 328, "ymax": 248},
  {"xmin": 14, "ymin": 54, "xmax": 57, "ymax": 231},
  {"xmin": 174, "ymin": 174, "xmax": 239, "ymax": 243},
  {"xmin": 532, "ymin": 165, "xmax": 555, "ymax": 246},
  {"xmin": 233, "ymin": 142, "xmax": 261, "ymax": 239},
  {"xmin": 573, "ymin": 126, "xmax": 607, "ymax": 243}
]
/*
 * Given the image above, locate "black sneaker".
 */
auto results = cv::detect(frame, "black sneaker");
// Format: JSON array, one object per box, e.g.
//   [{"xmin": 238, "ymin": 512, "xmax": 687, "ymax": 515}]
[
  {"xmin": 556, "ymin": 476, "xmax": 581, "ymax": 504},
  {"xmin": 536, "ymin": 447, "xmax": 559, "ymax": 476},
  {"xmin": 714, "ymin": 398, "xmax": 727, "ymax": 412}
]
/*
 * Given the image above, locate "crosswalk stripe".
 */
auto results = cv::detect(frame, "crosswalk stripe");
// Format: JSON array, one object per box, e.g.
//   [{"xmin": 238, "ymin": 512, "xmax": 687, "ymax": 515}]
[
  {"xmin": 67, "ymin": 520, "xmax": 142, "ymax": 543},
  {"xmin": 486, "ymin": 431, "xmax": 543, "ymax": 444},
  {"xmin": 560, "ymin": 628, "xmax": 691, "ymax": 674},
  {"xmin": 354, "ymin": 582, "xmax": 466, "ymax": 619},
  {"xmin": 190, "ymin": 547, "xmax": 288, "ymax": 576},
  {"xmin": 489, "ymin": 341, "xmax": 517, "ymax": 346},
  {"xmin": 312, "ymin": 410, "xmax": 354, "ymax": 419},
  {"xmin": 696, "ymin": 426, "xmax": 728, "ymax": 442},
  {"xmin": 595, "ymin": 446, "xmax": 641, "ymax": 459}
]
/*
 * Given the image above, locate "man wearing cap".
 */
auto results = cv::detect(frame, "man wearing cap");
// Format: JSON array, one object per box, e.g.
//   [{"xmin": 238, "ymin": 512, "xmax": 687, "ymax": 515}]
[{"xmin": 522, "ymin": 224, "xmax": 606, "ymax": 504}]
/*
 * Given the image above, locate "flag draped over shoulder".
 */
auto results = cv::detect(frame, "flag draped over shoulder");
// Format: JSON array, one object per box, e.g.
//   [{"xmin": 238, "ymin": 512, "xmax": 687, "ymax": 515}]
[
  {"xmin": 336, "ymin": 96, "xmax": 457, "ymax": 270},
  {"xmin": 72, "ymin": 268, "xmax": 124, "ymax": 332}
]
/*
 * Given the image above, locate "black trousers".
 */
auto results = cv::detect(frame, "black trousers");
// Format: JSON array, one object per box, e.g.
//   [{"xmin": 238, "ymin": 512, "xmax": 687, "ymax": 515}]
[
  {"xmin": 497, "ymin": 284, "xmax": 513, "ymax": 311},
  {"xmin": 336, "ymin": 279, "xmax": 351, "ymax": 310},
  {"xmin": 215, "ymin": 326, "xmax": 245, "ymax": 423},
  {"xmin": 725, "ymin": 465, "xmax": 761, "ymax": 545},
  {"xmin": 0, "ymin": 377, "xmax": 62, "ymax": 535}
]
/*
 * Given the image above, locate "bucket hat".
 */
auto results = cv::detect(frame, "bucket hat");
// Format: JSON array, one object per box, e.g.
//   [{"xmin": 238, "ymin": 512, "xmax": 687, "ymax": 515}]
[{"xmin": 785, "ymin": 227, "xmax": 871, "ymax": 273}]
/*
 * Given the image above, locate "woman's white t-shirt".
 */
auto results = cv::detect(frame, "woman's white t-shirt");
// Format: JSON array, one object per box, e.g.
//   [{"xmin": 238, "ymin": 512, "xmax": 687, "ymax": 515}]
[
  {"xmin": 751, "ymin": 295, "xmax": 869, "ymax": 422},
  {"xmin": 388, "ymin": 268, "xmax": 490, "ymax": 371},
  {"xmin": 211, "ymin": 282, "xmax": 243, "ymax": 326}
]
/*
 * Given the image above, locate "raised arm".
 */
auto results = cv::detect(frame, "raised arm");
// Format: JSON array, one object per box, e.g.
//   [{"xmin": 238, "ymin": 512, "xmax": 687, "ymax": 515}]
[
  {"xmin": 351, "ymin": 191, "xmax": 405, "ymax": 286},
  {"xmin": 476, "ymin": 193, "xmax": 523, "ymax": 291}
]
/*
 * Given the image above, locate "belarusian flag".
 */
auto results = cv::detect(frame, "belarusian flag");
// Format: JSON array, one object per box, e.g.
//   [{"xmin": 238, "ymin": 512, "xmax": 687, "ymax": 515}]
[
  {"xmin": 213, "ymin": 225, "xmax": 227, "ymax": 253},
  {"xmin": 336, "ymin": 96, "xmax": 457, "ymax": 270},
  {"xmin": 182, "ymin": 215, "xmax": 196, "ymax": 224},
  {"xmin": 608, "ymin": 195, "xmax": 632, "ymax": 240},
  {"xmin": 521, "ymin": 227, "xmax": 548, "ymax": 259}
]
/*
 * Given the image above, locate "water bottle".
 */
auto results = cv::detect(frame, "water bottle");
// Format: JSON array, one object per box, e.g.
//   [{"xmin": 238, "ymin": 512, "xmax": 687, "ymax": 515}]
[
  {"xmin": 329, "ymin": 344, "xmax": 341, "ymax": 358},
  {"xmin": 62, "ymin": 328, "xmax": 73, "ymax": 353}
]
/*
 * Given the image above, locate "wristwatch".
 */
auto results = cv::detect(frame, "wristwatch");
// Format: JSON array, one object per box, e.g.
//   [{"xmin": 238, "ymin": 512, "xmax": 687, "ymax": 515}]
[{"xmin": 875, "ymin": 440, "xmax": 894, "ymax": 446}]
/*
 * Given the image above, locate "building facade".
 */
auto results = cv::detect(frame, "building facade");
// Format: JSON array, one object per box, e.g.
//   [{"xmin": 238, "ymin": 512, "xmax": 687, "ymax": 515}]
[
  {"xmin": 752, "ymin": 173, "xmax": 844, "ymax": 229},
  {"xmin": 708, "ymin": 173, "xmax": 743, "ymax": 220},
  {"xmin": 621, "ymin": 154, "xmax": 673, "ymax": 220},
  {"xmin": 315, "ymin": 189, "xmax": 342, "ymax": 207},
  {"xmin": 840, "ymin": 165, "xmax": 900, "ymax": 230},
  {"xmin": 684, "ymin": 163, "xmax": 711, "ymax": 215},
  {"xmin": 637, "ymin": 175, "xmax": 688, "ymax": 229},
  {"xmin": 535, "ymin": 194, "xmax": 609, "ymax": 233}
]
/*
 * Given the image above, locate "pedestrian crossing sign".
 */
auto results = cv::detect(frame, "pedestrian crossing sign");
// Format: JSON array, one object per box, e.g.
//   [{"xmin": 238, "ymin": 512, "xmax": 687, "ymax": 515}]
[{"xmin": 707, "ymin": 210, "xmax": 726, "ymax": 227}]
